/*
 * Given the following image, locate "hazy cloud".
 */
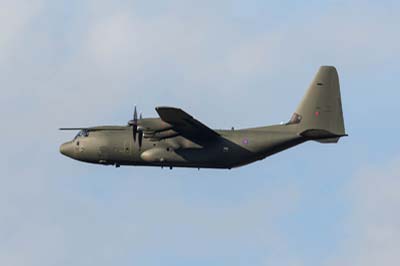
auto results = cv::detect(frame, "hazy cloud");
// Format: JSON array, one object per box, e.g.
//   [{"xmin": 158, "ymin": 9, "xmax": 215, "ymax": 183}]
[
  {"xmin": 329, "ymin": 158, "xmax": 400, "ymax": 266},
  {"xmin": 0, "ymin": 0, "xmax": 44, "ymax": 56},
  {"xmin": 1, "ymin": 1, "xmax": 399, "ymax": 265}
]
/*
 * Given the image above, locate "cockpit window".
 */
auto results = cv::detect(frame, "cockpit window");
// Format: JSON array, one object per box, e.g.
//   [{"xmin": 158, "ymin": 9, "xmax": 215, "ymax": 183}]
[{"xmin": 73, "ymin": 130, "xmax": 89, "ymax": 140}]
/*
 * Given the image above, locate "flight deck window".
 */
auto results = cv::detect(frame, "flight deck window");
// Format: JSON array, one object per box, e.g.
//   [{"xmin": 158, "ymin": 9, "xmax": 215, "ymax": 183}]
[{"xmin": 74, "ymin": 130, "xmax": 89, "ymax": 140}]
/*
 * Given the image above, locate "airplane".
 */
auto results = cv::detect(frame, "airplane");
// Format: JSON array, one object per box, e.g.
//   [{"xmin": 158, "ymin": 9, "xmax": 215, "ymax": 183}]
[{"xmin": 60, "ymin": 66, "xmax": 347, "ymax": 170}]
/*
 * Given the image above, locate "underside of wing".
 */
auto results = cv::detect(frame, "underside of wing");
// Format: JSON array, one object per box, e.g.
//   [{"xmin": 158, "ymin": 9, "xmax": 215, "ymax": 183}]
[{"xmin": 155, "ymin": 107, "xmax": 220, "ymax": 143}]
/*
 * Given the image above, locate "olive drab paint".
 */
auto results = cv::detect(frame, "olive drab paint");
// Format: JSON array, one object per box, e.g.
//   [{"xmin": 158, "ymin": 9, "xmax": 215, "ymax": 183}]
[{"xmin": 60, "ymin": 66, "xmax": 347, "ymax": 169}]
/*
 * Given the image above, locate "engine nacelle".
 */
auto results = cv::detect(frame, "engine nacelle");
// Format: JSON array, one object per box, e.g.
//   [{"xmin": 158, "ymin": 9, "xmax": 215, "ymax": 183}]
[
  {"xmin": 143, "ymin": 129, "xmax": 179, "ymax": 141},
  {"xmin": 140, "ymin": 148, "xmax": 185, "ymax": 163}
]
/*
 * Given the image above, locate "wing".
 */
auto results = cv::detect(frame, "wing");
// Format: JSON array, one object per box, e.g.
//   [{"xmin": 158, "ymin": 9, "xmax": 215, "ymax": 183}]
[
  {"xmin": 155, "ymin": 107, "xmax": 220, "ymax": 143},
  {"xmin": 59, "ymin": 126, "xmax": 126, "ymax": 131}
]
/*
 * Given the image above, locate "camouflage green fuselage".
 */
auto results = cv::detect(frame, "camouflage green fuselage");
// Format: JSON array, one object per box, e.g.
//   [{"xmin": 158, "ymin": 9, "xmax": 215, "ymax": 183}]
[
  {"xmin": 61, "ymin": 123, "xmax": 304, "ymax": 169},
  {"xmin": 60, "ymin": 66, "xmax": 347, "ymax": 169}
]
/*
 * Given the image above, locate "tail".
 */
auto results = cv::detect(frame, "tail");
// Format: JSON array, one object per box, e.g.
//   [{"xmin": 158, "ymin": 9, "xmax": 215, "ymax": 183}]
[{"xmin": 288, "ymin": 66, "xmax": 347, "ymax": 143}]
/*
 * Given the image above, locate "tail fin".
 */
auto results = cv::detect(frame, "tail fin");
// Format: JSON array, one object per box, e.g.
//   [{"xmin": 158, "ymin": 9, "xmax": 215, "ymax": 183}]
[{"xmin": 289, "ymin": 66, "xmax": 347, "ymax": 143}]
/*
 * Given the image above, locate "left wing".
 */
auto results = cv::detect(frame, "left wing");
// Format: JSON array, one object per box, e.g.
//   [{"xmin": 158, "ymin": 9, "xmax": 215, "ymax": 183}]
[
  {"xmin": 155, "ymin": 107, "xmax": 220, "ymax": 143},
  {"xmin": 59, "ymin": 126, "xmax": 126, "ymax": 131}
]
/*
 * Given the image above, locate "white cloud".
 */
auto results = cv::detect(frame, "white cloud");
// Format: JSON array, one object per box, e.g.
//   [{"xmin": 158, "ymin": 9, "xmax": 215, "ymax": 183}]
[
  {"xmin": 75, "ymin": 2, "xmax": 400, "ymax": 125},
  {"xmin": 0, "ymin": 162, "xmax": 302, "ymax": 265},
  {"xmin": 0, "ymin": 1, "xmax": 400, "ymax": 265},
  {"xmin": 0, "ymin": 0, "xmax": 44, "ymax": 60},
  {"xmin": 329, "ymin": 157, "xmax": 400, "ymax": 266}
]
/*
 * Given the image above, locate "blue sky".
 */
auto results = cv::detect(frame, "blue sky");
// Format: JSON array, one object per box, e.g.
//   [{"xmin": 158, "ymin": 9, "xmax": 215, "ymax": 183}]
[{"xmin": 1, "ymin": 0, "xmax": 399, "ymax": 265}]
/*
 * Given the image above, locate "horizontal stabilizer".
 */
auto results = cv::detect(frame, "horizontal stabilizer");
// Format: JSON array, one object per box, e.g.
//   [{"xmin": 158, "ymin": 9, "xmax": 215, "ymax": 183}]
[{"xmin": 300, "ymin": 129, "xmax": 348, "ymax": 143}]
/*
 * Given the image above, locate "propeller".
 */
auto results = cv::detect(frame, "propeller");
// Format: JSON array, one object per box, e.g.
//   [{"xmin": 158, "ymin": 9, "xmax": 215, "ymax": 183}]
[
  {"xmin": 128, "ymin": 106, "xmax": 144, "ymax": 149},
  {"xmin": 138, "ymin": 129, "xmax": 143, "ymax": 148}
]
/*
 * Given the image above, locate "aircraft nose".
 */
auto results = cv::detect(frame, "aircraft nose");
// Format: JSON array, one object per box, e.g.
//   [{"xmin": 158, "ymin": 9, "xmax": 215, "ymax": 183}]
[{"xmin": 60, "ymin": 142, "xmax": 74, "ymax": 157}]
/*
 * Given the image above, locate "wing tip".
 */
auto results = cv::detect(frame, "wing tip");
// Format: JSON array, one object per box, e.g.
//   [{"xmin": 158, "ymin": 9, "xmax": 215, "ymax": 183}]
[{"xmin": 156, "ymin": 106, "xmax": 182, "ymax": 112}]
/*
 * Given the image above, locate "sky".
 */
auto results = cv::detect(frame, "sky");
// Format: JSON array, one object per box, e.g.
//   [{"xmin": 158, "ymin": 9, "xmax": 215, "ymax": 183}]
[{"xmin": 1, "ymin": 0, "xmax": 399, "ymax": 265}]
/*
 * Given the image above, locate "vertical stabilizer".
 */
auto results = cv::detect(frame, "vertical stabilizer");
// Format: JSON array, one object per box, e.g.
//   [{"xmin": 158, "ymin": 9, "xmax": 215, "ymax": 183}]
[{"xmin": 291, "ymin": 66, "xmax": 347, "ymax": 143}]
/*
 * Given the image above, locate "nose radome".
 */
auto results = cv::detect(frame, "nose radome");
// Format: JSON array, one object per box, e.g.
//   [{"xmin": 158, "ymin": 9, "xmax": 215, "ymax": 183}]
[{"xmin": 60, "ymin": 142, "xmax": 74, "ymax": 157}]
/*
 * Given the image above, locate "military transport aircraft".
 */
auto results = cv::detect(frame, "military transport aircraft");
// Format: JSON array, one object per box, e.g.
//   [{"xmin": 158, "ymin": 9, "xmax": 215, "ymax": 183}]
[{"xmin": 60, "ymin": 66, "xmax": 347, "ymax": 169}]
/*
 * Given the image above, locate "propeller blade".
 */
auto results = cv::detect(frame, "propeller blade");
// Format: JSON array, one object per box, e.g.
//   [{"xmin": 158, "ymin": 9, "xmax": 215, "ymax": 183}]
[
  {"xmin": 134, "ymin": 106, "xmax": 138, "ymax": 121},
  {"xmin": 128, "ymin": 106, "xmax": 141, "ymax": 144},
  {"xmin": 133, "ymin": 125, "xmax": 137, "ymax": 142},
  {"xmin": 131, "ymin": 106, "xmax": 139, "ymax": 142},
  {"xmin": 138, "ymin": 130, "xmax": 143, "ymax": 149}
]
